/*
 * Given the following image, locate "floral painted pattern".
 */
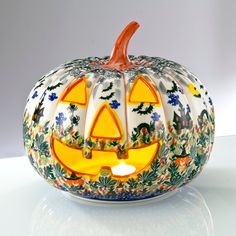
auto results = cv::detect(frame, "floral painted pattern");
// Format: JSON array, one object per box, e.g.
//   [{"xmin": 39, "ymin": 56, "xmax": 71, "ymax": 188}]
[
  {"xmin": 55, "ymin": 113, "xmax": 67, "ymax": 126},
  {"xmin": 32, "ymin": 91, "xmax": 38, "ymax": 99},
  {"xmin": 151, "ymin": 112, "xmax": 160, "ymax": 122},
  {"xmin": 23, "ymin": 55, "xmax": 215, "ymax": 201},
  {"xmin": 109, "ymin": 100, "xmax": 120, "ymax": 109},
  {"xmin": 48, "ymin": 93, "xmax": 58, "ymax": 101},
  {"xmin": 168, "ymin": 94, "xmax": 179, "ymax": 106}
]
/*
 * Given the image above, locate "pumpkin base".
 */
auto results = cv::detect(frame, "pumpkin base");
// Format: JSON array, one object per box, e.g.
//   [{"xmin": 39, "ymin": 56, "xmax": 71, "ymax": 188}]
[{"xmin": 62, "ymin": 189, "xmax": 179, "ymax": 206}]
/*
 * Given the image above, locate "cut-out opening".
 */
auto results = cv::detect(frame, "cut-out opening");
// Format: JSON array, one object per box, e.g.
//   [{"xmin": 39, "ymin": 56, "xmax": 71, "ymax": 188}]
[
  {"xmin": 129, "ymin": 75, "xmax": 160, "ymax": 104},
  {"xmin": 51, "ymin": 137, "xmax": 160, "ymax": 177},
  {"xmin": 90, "ymin": 103, "xmax": 122, "ymax": 140},
  {"xmin": 111, "ymin": 162, "xmax": 136, "ymax": 176},
  {"xmin": 61, "ymin": 78, "xmax": 87, "ymax": 105}
]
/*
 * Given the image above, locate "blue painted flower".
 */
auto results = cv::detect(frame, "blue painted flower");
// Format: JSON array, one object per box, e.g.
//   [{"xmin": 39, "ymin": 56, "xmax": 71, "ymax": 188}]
[
  {"xmin": 48, "ymin": 92, "xmax": 58, "ymax": 101},
  {"xmin": 151, "ymin": 112, "xmax": 160, "ymax": 122},
  {"xmin": 186, "ymin": 104, "xmax": 191, "ymax": 113},
  {"xmin": 168, "ymin": 94, "xmax": 179, "ymax": 106},
  {"xmin": 32, "ymin": 91, "xmax": 38, "ymax": 99},
  {"xmin": 109, "ymin": 100, "xmax": 120, "ymax": 109},
  {"xmin": 55, "ymin": 112, "xmax": 67, "ymax": 125},
  {"xmin": 209, "ymin": 97, "xmax": 213, "ymax": 106}
]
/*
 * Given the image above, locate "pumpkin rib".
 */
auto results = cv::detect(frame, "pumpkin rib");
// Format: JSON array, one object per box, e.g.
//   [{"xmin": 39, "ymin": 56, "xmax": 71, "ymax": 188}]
[
  {"xmin": 121, "ymin": 72, "xmax": 129, "ymax": 146},
  {"xmin": 145, "ymin": 70, "xmax": 169, "ymax": 132},
  {"xmin": 147, "ymin": 68, "xmax": 196, "ymax": 174},
  {"xmin": 163, "ymin": 66, "xmax": 214, "ymax": 183},
  {"xmin": 80, "ymin": 71, "xmax": 101, "ymax": 155},
  {"xmin": 177, "ymin": 66, "xmax": 215, "ymax": 166},
  {"xmin": 169, "ymin": 67, "xmax": 215, "ymax": 161},
  {"xmin": 166, "ymin": 69, "xmax": 202, "ymax": 126},
  {"xmin": 163, "ymin": 69, "xmax": 196, "ymax": 125},
  {"xmin": 147, "ymin": 68, "xmax": 193, "ymax": 174},
  {"xmin": 30, "ymin": 70, "xmax": 72, "ymax": 125},
  {"xmin": 163, "ymin": 71, "xmax": 197, "ymax": 173}
]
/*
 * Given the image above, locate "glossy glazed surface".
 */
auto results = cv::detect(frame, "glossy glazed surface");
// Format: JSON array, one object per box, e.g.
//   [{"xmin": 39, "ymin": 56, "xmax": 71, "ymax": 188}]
[
  {"xmin": 23, "ymin": 55, "xmax": 214, "ymax": 200},
  {"xmin": 1, "ymin": 136, "xmax": 235, "ymax": 236}
]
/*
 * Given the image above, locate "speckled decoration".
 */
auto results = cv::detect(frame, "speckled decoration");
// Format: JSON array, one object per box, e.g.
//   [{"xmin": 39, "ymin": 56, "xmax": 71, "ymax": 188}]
[{"xmin": 23, "ymin": 21, "xmax": 215, "ymax": 201}]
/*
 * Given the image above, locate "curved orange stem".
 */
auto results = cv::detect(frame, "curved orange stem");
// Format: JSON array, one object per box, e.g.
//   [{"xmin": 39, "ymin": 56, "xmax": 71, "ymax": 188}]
[{"xmin": 103, "ymin": 21, "xmax": 140, "ymax": 70}]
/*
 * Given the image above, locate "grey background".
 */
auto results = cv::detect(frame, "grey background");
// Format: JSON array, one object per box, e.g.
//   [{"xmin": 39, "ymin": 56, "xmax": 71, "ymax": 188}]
[{"xmin": 0, "ymin": 0, "xmax": 236, "ymax": 157}]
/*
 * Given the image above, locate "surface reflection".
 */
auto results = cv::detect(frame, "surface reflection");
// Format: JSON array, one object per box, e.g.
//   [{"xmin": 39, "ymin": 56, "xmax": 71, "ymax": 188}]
[{"xmin": 30, "ymin": 186, "xmax": 214, "ymax": 236}]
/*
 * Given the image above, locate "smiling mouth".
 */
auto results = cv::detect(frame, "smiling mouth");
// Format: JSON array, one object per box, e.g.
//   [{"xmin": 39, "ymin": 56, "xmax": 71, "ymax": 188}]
[{"xmin": 51, "ymin": 137, "xmax": 160, "ymax": 177}]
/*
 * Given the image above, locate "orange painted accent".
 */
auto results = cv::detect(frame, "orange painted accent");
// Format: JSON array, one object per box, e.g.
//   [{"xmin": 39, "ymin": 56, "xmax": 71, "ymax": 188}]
[
  {"xmin": 175, "ymin": 157, "xmax": 190, "ymax": 167},
  {"xmin": 103, "ymin": 21, "xmax": 140, "ymax": 70},
  {"xmin": 51, "ymin": 137, "xmax": 161, "ymax": 178},
  {"xmin": 63, "ymin": 178, "xmax": 84, "ymax": 187},
  {"xmin": 90, "ymin": 103, "xmax": 122, "ymax": 140},
  {"xmin": 129, "ymin": 75, "xmax": 160, "ymax": 104},
  {"xmin": 61, "ymin": 77, "xmax": 87, "ymax": 105}
]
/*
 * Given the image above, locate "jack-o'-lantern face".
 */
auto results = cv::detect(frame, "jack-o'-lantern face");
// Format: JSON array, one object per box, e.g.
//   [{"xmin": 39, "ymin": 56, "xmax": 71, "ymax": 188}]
[{"xmin": 51, "ymin": 74, "xmax": 162, "ymax": 178}]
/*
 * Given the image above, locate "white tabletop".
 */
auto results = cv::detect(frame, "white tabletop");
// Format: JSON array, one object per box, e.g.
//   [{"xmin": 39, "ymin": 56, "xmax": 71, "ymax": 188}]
[{"xmin": 0, "ymin": 136, "xmax": 236, "ymax": 236}]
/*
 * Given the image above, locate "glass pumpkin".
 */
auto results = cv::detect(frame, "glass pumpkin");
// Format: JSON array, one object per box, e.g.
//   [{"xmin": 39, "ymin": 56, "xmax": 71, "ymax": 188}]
[{"xmin": 23, "ymin": 21, "xmax": 215, "ymax": 201}]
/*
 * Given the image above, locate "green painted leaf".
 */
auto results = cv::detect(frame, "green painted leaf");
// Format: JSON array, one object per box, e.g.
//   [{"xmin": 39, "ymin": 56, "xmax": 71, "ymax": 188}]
[
  {"xmin": 98, "ymin": 176, "xmax": 117, "ymax": 188},
  {"xmin": 44, "ymin": 165, "xmax": 56, "ymax": 179}
]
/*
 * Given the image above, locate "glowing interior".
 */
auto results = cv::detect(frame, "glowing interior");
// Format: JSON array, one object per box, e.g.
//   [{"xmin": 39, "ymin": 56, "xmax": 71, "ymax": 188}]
[
  {"xmin": 90, "ymin": 104, "xmax": 122, "ymax": 139},
  {"xmin": 111, "ymin": 162, "xmax": 136, "ymax": 176},
  {"xmin": 61, "ymin": 78, "xmax": 87, "ymax": 105},
  {"xmin": 129, "ymin": 76, "xmax": 160, "ymax": 104},
  {"xmin": 52, "ymin": 137, "xmax": 160, "ymax": 177}
]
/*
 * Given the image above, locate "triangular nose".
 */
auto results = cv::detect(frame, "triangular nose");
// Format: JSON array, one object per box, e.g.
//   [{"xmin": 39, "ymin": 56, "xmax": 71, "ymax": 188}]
[{"xmin": 90, "ymin": 104, "xmax": 122, "ymax": 139}]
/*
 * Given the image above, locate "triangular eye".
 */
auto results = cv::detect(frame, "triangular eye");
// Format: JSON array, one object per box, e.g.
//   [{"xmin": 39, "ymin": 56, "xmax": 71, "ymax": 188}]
[
  {"xmin": 129, "ymin": 75, "xmax": 160, "ymax": 104},
  {"xmin": 90, "ymin": 104, "xmax": 122, "ymax": 140},
  {"xmin": 61, "ymin": 77, "xmax": 87, "ymax": 105}
]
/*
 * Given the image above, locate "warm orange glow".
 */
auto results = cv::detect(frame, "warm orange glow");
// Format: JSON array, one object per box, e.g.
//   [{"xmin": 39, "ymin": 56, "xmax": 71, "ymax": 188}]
[
  {"xmin": 129, "ymin": 75, "xmax": 160, "ymax": 104},
  {"xmin": 90, "ymin": 104, "xmax": 122, "ymax": 140},
  {"xmin": 111, "ymin": 162, "xmax": 136, "ymax": 176},
  {"xmin": 51, "ymin": 137, "xmax": 160, "ymax": 177},
  {"xmin": 61, "ymin": 78, "xmax": 87, "ymax": 105}
]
